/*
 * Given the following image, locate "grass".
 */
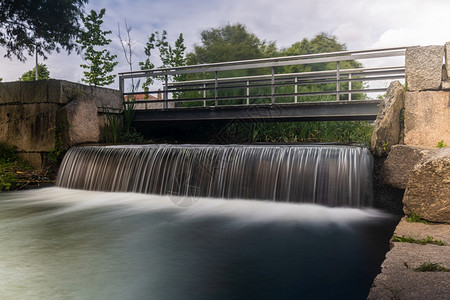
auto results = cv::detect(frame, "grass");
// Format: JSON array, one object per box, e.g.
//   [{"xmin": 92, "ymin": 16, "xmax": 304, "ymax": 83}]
[
  {"xmin": 406, "ymin": 212, "xmax": 428, "ymax": 224},
  {"xmin": 414, "ymin": 262, "xmax": 450, "ymax": 272},
  {"xmin": 392, "ymin": 235, "xmax": 446, "ymax": 246},
  {"xmin": 437, "ymin": 140, "xmax": 447, "ymax": 148}
]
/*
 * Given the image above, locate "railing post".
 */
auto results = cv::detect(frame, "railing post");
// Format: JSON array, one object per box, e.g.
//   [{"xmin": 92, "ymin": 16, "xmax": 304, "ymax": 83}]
[
  {"xmin": 164, "ymin": 75, "xmax": 168, "ymax": 109},
  {"xmin": 294, "ymin": 77, "xmax": 298, "ymax": 103},
  {"xmin": 348, "ymin": 73, "xmax": 352, "ymax": 101},
  {"xmin": 203, "ymin": 83, "xmax": 206, "ymax": 107},
  {"xmin": 214, "ymin": 71, "xmax": 218, "ymax": 106},
  {"xmin": 271, "ymin": 66, "xmax": 275, "ymax": 104},
  {"xmin": 246, "ymin": 80, "xmax": 250, "ymax": 105},
  {"xmin": 336, "ymin": 61, "xmax": 340, "ymax": 101},
  {"xmin": 119, "ymin": 75, "xmax": 125, "ymax": 111}
]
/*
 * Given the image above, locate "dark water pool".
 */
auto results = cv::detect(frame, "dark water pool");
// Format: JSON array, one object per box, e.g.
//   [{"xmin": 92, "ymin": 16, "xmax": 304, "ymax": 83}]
[{"xmin": 0, "ymin": 188, "xmax": 398, "ymax": 300}]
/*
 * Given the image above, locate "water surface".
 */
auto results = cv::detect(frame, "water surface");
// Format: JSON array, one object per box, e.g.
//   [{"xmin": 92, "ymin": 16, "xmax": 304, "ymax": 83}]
[{"xmin": 0, "ymin": 188, "xmax": 395, "ymax": 299}]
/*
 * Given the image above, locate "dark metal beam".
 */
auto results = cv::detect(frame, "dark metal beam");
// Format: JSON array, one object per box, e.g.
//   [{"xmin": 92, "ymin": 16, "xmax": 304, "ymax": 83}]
[{"xmin": 132, "ymin": 100, "xmax": 381, "ymax": 123}]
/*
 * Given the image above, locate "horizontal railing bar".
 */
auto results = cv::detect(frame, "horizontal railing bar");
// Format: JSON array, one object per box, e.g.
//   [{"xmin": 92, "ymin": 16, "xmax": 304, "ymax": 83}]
[
  {"xmin": 165, "ymin": 66, "xmax": 405, "ymax": 87},
  {"xmin": 158, "ymin": 76, "xmax": 402, "ymax": 95},
  {"xmin": 119, "ymin": 50, "xmax": 407, "ymax": 79},
  {"xmin": 166, "ymin": 73, "xmax": 404, "ymax": 90},
  {"xmin": 119, "ymin": 46, "xmax": 410, "ymax": 77},
  {"xmin": 122, "ymin": 72, "xmax": 403, "ymax": 97},
  {"xmin": 124, "ymin": 88, "xmax": 386, "ymax": 105}
]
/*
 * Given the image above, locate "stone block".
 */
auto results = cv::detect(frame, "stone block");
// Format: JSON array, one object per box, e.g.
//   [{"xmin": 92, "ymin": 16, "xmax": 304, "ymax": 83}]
[
  {"xmin": 18, "ymin": 152, "xmax": 46, "ymax": 169},
  {"xmin": 406, "ymin": 45, "xmax": 444, "ymax": 91},
  {"xmin": 19, "ymin": 80, "xmax": 49, "ymax": 103},
  {"xmin": 0, "ymin": 81, "xmax": 21, "ymax": 104},
  {"xmin": 403, "ymin": 147, "xmax": 450, "ymax": 223},
  {"xmin": 58, "ymin": 95, "xmax": 100, "ymax": 148},
  {"xmin": 404, "ymin": 91, "xmax": 450, "ymax": 147},
  {"xmin": 93, "ymin": 86, "xmax": 123, "ymax": 111},
  {"xmin": 0, "ymin": 103, "xmax": 58, "ymax": 152},
  {"xmin": 47, "ymin": 79, "xmax": 64, "ymax": 104},
  {"xmin": 383, "ymin": 145, "xmax": 434, "ymax": 189},
  {"xmin": 371, "ymin": 81, "xmax": 404, "ymax": 156}
]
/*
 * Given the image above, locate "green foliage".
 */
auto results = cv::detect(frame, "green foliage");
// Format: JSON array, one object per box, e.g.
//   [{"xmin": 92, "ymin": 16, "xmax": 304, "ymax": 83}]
[
  {"xmin": 187, "ymin": 23, "xmax": 273, "ymax": 65},
  {"xmin": 139, "ymin": 34, "xmax": 156, "ymax": 94},
  {"xmin": 406, "ymin": 212, "xmax": 428, "ymax": 224},
  {"xmin": 0, "ymin": 141, "xmax": 18, "ymax": 164},
  {"xmin": 19, "ymin": 63, "xmax": 50, "ymax": 81},
  {"xmin": 221, "ymin": 121, "xmax": 373, "ymax": 146},
  {"xmin": 392, "ymin": 235, "xmax": 446, "ymax": 246},
  {"xmin": 139, "ymin": 30, "xmax": 186, "ymax": 96},
  {"xmin": 103, "ymin": 108, "xmax": 120, "ymax": 143},
  {"xmin": 280, "ymin": 33, "xmax": 364, "ymax": 101},
  {"xmin": 47, "ymin": 121, "xmax": 69, "ymax": 164},
  {"xmin": 0, "ymin": 0, "xmax": 88, "ymax": 61},
  {"xmin": 414, "ymin": 262, "xmax": 450, "ymax": 272},
  {"xmin": 118, "ymin": 128, "xmax": 147, "ymax": 144},
  {"xmin": 78, "ymin": 8, "xmax": 118, "ymax": 86},
  {"xmin": 0, "ymin": 167, "xmax": 16, "ymax": 191},
  {"xmin": 437, "ymin": 140, "xmax": 447, "ymax": 148},
  {"xmin": 0, "ymin": 142, "xmax": 31, "ymax": 191},
  {"xmin": 184, "ymin": 24, "xmax": 275, "ymax": 105}
]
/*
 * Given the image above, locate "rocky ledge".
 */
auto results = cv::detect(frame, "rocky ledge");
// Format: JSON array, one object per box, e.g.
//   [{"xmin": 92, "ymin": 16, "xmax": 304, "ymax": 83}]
[{"xmin": 367, "ymin": 219, "xmax": 450, "ymax": 300}]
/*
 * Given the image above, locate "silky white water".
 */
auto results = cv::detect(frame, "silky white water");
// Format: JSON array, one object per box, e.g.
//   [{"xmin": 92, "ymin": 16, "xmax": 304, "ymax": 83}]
[
  {"xmin": 57, "ymin": 144, "xmax": 374, "ymax": 207},
  {"xmin": 0, "ymin": 144, "xmax": 395, "ymax": 299},
  {"xmin": 0, "ymin": 187, "xmax": 395, "ymax": 299}
]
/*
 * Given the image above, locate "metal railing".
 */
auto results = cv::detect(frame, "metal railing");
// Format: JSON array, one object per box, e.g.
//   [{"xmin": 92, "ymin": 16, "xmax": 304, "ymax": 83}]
[{"xmin": 119, "ymin": 46, "xmax": 408, "ymax": 110}]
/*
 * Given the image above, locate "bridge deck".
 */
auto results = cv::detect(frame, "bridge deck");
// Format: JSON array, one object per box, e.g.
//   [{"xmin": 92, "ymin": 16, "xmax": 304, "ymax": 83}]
[{"xmin": 132, "ymin": 100, "xmax": 381, "ymax": 123}]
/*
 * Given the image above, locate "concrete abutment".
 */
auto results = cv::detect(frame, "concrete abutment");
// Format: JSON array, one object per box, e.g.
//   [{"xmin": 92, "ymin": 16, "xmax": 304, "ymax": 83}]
[{"xmin": 0, "ymin": 79, "xmax": 122, "ymax": 168}]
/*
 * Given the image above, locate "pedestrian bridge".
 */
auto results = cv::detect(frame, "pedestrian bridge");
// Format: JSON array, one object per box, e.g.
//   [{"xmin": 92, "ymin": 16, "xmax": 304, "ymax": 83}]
[{"xmin": 118, "ymin": 47, "xmax": 407, "ymax": 124}]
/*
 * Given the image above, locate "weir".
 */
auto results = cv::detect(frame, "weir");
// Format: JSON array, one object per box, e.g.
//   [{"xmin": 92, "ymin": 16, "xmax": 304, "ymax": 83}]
[{"xmin": 57, "ymin": 144, "xmax": 374, "ymax": 207}]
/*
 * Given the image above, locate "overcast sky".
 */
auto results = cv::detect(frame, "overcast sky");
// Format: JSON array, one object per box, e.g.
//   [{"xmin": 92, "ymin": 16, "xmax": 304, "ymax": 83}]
[{"xmin": 1, "ymin": 0, "xmax": 450, "ymax": 88}]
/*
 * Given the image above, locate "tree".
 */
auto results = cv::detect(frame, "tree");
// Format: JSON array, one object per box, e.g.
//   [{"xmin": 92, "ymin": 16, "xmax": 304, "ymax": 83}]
[
  {"xmin": 117, "ymin": 20, "xmax": 136, "ymax": 73},
  {"xmin": 19, "ymin": 63, "xmax": 50, "ymax": 81},
  {"xmin": 138, "ymin": 33, "xmax": 156, "ymax": 93},
  {"xmin": 138, "ymin": 31, "xmax": 186, "ymax": 96},
  {"xmin": 0, "ymin": 0, "xmax": 88, "ymax": 61},
  {"xmin": 184, "ymin": 24, "xmax": 274, "ymax": 106},
  {"xmin": 187, "ymin": 23, "xmax": 274, "ymax": 65},
  {"xmin": 78, "ymin": 8, "xmax": 118, "ymax": 87}
]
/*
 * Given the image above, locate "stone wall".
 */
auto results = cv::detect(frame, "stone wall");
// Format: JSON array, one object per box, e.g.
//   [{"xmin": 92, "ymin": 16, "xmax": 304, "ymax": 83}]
[
  {"xmin": 0, "ymin": 79, "xmax": 122, "ymax": 168},
  {"xmin": 371, "ymin": 43, "xmax": 450, "ymax": 223},
  {"xmin": 404, "ymin": 45, "xmax": 450, "ymax": 147}
]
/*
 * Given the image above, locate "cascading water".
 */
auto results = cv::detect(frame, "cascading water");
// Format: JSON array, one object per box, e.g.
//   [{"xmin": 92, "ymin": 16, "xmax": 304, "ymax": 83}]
[
  {"xmin": 0, "ymin": 144, "xmax": 397, "ymax": 300},
  {"xmin": 56, "ymin": 144, "xmax": 374, "ymax": 207}
]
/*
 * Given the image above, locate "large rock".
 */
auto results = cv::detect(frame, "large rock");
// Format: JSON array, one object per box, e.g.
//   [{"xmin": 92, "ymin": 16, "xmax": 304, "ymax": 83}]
[
  {"xmin": 403, "ymin": 147, "xmax": 450, "ymax": 223},
  {"xmin": 371, "ymin": 81, "xmax": 404, "ymax": 156},
  {"xmin": 383, "ymin": 145, "xmax": 434, "ymax": 189},
  {"xmin": 58, "ymin": 95, "xmax": 101, "ymax": 147},
  {"xmin": 404, "ymin": 91, "xmax": 450, "ymax": 147},
  {"xmin": 406, "ymin": 45, "xmax": 444, "ymax": 91}
]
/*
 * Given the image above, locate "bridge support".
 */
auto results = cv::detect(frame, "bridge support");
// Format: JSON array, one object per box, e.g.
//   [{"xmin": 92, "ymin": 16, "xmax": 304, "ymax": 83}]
[{"xmin": 132, "ymin": 100, "xmax": 381, "ymax": 123}]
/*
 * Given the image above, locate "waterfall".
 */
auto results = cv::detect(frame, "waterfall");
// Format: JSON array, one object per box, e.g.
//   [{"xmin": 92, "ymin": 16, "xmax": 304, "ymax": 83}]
[{"xmin": 56, "ymin": 144, "xmax": 374, "ymax": 207}]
